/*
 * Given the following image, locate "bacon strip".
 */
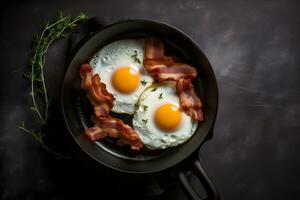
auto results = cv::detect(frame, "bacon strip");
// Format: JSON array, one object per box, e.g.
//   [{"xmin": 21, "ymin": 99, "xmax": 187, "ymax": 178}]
[
  {"xmin": 144, "ymin": 37, "xmax": 204, "ymax": 121},
  {"xmin": 145, "ymin": 37, "xmax": 165, "ymax": 60},
  {"xmin": 80, "ymin": 64, "xmax": 114, "ymax": 117},
  {"xmin": 176, "ymin": 78, "xmax": 203, "ymax": 121},
  {"xmin": 144, "ymin": 38, "xmax": 197, "ymax": 82},
  {"xmin": 85, "ymin": 126, "xmax": 107, "ymax": 141},
  {"xmin": 116, "ymin": 139, "xmax": 143, "ymax": 150},
  {"xmin": 86, "ymin": 117, "xmax": 143, "ymax": 150},
  {"xmin": 94, "ymin": 117, "xmax": 140, "ymax": 141},
  {"xmin": 150, "ymin": 63, "xmax": 197, "ymax": 81},
  {"xmin": 80, "ymin": 64, "xmax": 143, "ymax": 150}
]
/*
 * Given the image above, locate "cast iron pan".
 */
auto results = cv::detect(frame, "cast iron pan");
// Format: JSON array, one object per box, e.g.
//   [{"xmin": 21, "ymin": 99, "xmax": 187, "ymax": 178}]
[{"xmin": 62, "ymin": 19, "xmax": 219, "ymax": 200}]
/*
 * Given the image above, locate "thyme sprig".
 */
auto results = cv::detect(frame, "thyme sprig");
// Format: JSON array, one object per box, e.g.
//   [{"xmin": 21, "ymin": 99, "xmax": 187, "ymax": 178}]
[
  {"xmin": 25, "ymin": 12, "xmax": 88, "ymax": 122},
  {"xmin": 19, "ymin": 122, "xmax": 68, "ymax": 158},
  {"xmin": 20, "ymin": 12, "xmax": 88, "ymax": 157}
]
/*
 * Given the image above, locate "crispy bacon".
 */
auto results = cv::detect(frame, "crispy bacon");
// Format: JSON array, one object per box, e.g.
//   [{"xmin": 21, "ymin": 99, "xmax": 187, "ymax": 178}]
[
  {"xmin": 93, "ymin": 117, "xmax": 140, "ymax": 140},
  {"xmin": 80, "ymin": 64, "xmax": 114, "ymax": 117},
  {"xmin": 80, "ymin": 64, "xmax": 143, "ymax": 150},
  {"xmin": 176, "ymin": 78, "xmax": 203, "ymax": 121},
  {"xmin": 144, "ymin": 37, "xmax": 174, "ymax": 69},
  {"xmin": 150, "ymin": 63, "xmax": 197, "ymax": 81},
  {"xmin": 144, "ymin": 38, "xmax": 197, "ymax": 82},
  {"xmin": 80, "ymin": 64, "xmax": 93, "ymax": 90},
  {"xmin": 90, "ymin": 75, "xmax": 115, "ymax": 104},
  {"xmin": 117, "ymin": 139, "xmax": 144, "ymax": 150},
  {"xmin": 86, "ymin": 116, "xmax": 143, "ymax": 150},
  {"xmin": 93, "ymin": 104, "xmax": 110, "ymax": 118},
  {"xmin": 145, "ymin": 37, "xmax": 165, "ymax": 59},
  {"xmin": 85, "ymin": 126, "xmax": 107, "ymax": 141},
  {"xmin": 144, "ymin": 37, "xmax": 204, "ymax": 121}
]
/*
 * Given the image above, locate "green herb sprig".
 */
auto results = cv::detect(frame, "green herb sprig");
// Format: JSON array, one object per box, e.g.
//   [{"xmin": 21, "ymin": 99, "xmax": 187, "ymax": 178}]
[
  {"xmin": 151, "ymin": 87, "xmax": 157, "ymax": 92},
  {"xmin": 159, "ymin": 93, "xmax": 163, "ymax": 99},
  {"xmin": 131, "ymin": 50, "xmax": 141, "ymax": 64},
  {"xmin": 143, "ymin": 105, "xmax": 148, "ymax": 111},
  {"xmin": 140, "ymin": 79, "xmax": 147, "ymax": 85},
  {"xmin": 20, "ymin": 12, "xmax": 88, "ymax": 157},
  {"xmin": 19, "ymin": 122, "xmax": 65, "ymax": 157}
]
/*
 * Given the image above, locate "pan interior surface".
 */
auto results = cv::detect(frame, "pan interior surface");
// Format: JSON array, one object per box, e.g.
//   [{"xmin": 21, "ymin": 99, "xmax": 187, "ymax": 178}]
[{"xmin": 62, "ymin": 20, "xmax": 218, "ymax": 173}]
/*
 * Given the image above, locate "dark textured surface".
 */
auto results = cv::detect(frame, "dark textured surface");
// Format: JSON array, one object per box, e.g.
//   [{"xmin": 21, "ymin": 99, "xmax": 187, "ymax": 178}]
[{"xmin": 1, "ymin": 0, "xmax": 300, "ymax": 199}]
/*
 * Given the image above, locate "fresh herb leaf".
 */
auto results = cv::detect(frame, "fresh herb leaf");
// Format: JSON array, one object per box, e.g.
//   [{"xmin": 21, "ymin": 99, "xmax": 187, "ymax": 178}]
[
  {"xmin": 142, "ymin": 119, "xmax": 148, "ymax": 124},
  {"xmin": 140, "ymin": 79, "xmax": 147, "ymax": 85},
  {"xmin": 151, "ymin": 87, "xmax": 157, "ymax": 92},
  {"xmin": 131, "ymin": 50, "xmax": 141, "ymax": 64},
  {"xmin": 143, "ymin": 105, "xmax": 148, "ymax": 111},
  {"xmin": 159, "ymin": 93, "xmax": 163, "ymax": 99}
]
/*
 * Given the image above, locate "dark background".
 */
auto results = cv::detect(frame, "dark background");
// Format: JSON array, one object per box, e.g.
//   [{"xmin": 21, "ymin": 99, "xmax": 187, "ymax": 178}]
[{"xmin": 1, "ymin": 0, "xmax": 300, "ymax": 199}]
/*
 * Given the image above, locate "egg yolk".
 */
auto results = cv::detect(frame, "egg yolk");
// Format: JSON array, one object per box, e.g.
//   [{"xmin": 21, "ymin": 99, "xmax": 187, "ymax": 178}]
[
  {"xmin": 155, "ymin": 104, "xmax": 182, "ymax": 132},
  {"xmin": 112, "ymin": 67, "xmax": 140, "ymax": 93}
]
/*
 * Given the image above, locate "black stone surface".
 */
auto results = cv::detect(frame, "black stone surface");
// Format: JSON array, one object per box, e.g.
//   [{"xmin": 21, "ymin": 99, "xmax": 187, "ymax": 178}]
[{"xmin": 1, "ymin": 0, "xmax": 300, "ymax": 199}]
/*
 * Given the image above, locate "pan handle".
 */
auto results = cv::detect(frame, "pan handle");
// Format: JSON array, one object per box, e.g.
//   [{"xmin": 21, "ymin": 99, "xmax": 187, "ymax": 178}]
[{"xmin": 178, "ymin": 157, "xmax": 219, "ymax": 200}]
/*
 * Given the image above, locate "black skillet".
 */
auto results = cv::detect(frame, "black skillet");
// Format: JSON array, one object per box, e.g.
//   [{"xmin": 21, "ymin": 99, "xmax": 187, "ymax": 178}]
[{"xmin": 62, "ymin": 19, "xmax": 219, "ymax": 200}]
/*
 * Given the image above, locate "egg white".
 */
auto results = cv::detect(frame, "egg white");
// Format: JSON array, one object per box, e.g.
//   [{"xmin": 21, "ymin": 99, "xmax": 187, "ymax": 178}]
[
  {"xmin": 89, "ymin": 39, "xmax": 153, "ymax": 114},
  {"xmin": 133, "ymin": 83, "xmax": 198, "ymax": 149}
]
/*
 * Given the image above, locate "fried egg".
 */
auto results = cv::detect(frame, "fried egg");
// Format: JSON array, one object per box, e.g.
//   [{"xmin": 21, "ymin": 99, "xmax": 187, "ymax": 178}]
[
  {"xmin": 133, "ymin": 83, "xmax": 198, "ymax": 149},
  {"xmin": 89, "ymin": 39, "xmax": 153, "ymax": 114}
]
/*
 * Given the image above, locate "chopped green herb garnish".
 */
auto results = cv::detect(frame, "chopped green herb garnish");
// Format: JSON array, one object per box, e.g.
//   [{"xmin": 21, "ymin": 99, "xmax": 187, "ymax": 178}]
[
  {"xmin": 159, "ymin": 93, "xmax": 163, "ymax": 99},
  {"xmin": 143, "ymin": 105, "xmax": 148, "ymax": 111},
  {"xmin": 131, "ymin": 50, "xmax": 141, "ymax": 64},
  {"xmin": 140, "ymin": 80, "xmax": 147, "ymax": 85},
  {"xmin": 151, "ymin": 87, "xmax": 157, "ymax": 92},
  {"xmin": 142, "ymin": 119, "xmax": 148, "ymax": 124}
]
